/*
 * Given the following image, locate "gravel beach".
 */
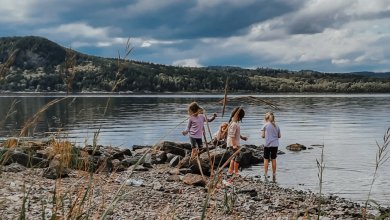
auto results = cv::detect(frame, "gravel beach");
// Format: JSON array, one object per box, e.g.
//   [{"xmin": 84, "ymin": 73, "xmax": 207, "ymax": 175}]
[{"xmin": 0, "ymin": 163, "xmax": 372, "ymax": 220}]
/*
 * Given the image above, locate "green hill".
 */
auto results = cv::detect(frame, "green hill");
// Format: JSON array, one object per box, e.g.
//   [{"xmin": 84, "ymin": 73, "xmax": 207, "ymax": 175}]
[{"xmin": 1, "ymin": 36, "xmax": 390, "ymax": 93}]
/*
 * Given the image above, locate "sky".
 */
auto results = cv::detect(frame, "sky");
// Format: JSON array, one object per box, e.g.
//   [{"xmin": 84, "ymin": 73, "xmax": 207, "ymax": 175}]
[{"xmin": 1, "ymin": 0, "xmax": 390, "ymax": 73}]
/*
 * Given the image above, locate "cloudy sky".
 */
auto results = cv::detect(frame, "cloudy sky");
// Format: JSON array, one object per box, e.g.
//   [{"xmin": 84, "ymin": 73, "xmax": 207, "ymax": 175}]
[{"xmin": 1, "ymin": 0, "xmax": 390, "ymax": 72}]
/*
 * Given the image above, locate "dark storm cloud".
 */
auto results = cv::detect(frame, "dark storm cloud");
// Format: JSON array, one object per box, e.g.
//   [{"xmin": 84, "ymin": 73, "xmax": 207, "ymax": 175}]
[{"xmin": 102, "ymin": 0, "xmax": 305, "ymax": 39}]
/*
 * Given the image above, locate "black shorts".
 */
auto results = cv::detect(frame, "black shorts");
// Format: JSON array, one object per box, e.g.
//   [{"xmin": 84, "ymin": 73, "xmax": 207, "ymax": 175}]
[
  {"xmin": 190, "ymin": 137, "xmax": 203, "ymax": 149},
  {"xmin": 231, "ymin": 147, "xmax": 242, "ymax": 163},
  {"xmin": 264, "ymin": 147, "xmax": 278, "ymax": 160}
]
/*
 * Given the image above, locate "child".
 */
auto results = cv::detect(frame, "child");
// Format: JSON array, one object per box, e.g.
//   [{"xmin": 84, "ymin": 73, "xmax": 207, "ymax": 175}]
[
  {"xmin": 261, "ymin": 112, "xmax": 281, "ymax": 181},
  {"xmin": 227, "ymin": 107, "xmax": 247, "ymax": 178},
  {"xmin": 182, "ymin": 102, "xmax": 217, "ymax": 159},
  {"xmin": 212, "ymin": 122, "xmax": 228, "ymax": 147}
]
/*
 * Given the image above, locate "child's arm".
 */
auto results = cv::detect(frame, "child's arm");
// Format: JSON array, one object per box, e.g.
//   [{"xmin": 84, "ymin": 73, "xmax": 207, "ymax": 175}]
[
  {"xmin": 240, "ymin": 135, "xmax": 248, "ymax": 141},
  {"xmin": 207, "ymin": 113, "xmax": 217, "ymax": 122},
  {"xmin": 182, "ymin": 118, "xmax": 191, "ymax": 135}
]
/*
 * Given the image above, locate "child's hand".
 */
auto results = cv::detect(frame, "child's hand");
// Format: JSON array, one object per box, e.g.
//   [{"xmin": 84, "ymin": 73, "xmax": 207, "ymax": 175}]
[
  {"xmin": 242, "ymin": 136, "xmax": 248, "ymax": 141},
  {"xmin": 182, "ymin": 131, "xmax": 188, "ymax": 136},
  {"xmin": 213, "ymin": 113, "xmax": 217, "ymax": 118}
]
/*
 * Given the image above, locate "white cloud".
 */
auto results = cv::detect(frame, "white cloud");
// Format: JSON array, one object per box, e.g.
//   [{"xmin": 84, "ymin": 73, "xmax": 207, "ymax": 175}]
[
  {"xmin": 332, "ymin": 59, "xmax": 350, "ymax": 65},
  {"xmin": 38, "ymin": 22, "xmax": 114, "ymax": 40},
  {"xmin": 0, "ymin": 0, "xmax": 38, "ymax": 23},
  {"xmin": 172, "ymin": 58, "xmax": 203, "ymax": 67}
]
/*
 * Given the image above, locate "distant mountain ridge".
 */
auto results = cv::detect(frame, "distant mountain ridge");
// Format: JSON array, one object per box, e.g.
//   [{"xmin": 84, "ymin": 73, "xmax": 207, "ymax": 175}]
[{"xmin": 1, "ymin": 36, "xmax": 390, "ymax": 93}]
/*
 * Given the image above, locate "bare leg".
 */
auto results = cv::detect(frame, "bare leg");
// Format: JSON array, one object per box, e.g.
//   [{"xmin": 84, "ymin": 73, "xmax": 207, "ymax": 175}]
[
  {"xmin": 264, "ymin": 159, "xmax": 269, "ymax": 177},
  {"xmin": 228, "ymin": 160, "xmax": 234, "ymax": 174},
  {"xmin": 234, "ymin": 161, "xmax": 239, "ymax": 174},
  {"xmin": 271, "ymin": 159, "xmax": 277, "ymax": 176},
  {"xmin": 191, "ymin": 148, "xmax": 196, "ymax": 159}
]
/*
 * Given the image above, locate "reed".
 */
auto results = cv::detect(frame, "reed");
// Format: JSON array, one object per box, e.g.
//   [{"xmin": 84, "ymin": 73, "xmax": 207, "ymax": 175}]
[
  {"xmin": 363, "ymin": 127, "xmax": 390, "ymax": 219},
  {"xmin": 316, "ymin": 145, "xmax": 325, "ymax": 219},
  {"xmin": 0, "ymin": 99, "xmax": 19, "ymax": 128},
  {"xmin": 0, "ymin": 48, "xmax": 18, "ymax": 79},
  {"xmin": 19, "ymin": 97, "xmax": 68, "ymax": 137}
]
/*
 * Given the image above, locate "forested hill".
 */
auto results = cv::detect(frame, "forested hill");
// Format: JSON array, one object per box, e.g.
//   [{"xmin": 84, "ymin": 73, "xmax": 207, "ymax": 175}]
[{"xmin": 1, "ymin": 36, "xmax": 390, "ymax": 93}]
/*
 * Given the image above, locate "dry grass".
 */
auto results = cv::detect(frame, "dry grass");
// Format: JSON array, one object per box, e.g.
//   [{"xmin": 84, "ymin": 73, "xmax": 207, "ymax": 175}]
[
  {"xmin": 0, "ymin": 49, "xmax": 18, "ymax": 79},
  {"xmin": 19, "ymin": 97, "xmax": 68, "ymax": 137},
  {"xmin": 363, "ymin": 127, "xmax": 390, "ymax": 219}
]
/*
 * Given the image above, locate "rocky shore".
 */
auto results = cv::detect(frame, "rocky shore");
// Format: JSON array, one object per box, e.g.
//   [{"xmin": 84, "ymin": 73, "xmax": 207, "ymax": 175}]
[{"xmin": 0, "ymin": 139, "xmax": 377, "ymax": 219}]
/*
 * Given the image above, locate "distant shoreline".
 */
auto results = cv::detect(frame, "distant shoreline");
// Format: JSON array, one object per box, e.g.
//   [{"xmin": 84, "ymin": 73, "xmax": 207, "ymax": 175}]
[{"xmin": 1, "ymin": 91, "xmax": 390, "ymax": 98}]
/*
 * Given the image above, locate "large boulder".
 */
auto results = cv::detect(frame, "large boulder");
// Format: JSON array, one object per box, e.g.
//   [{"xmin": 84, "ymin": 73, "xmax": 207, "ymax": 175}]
[
  {"xmin": 156, "ymin": 141, "xmax": 192, "ymax": 157},
  {"xmin": 178, "ymin": 148, "xmax": 231, "ymax": 175}
]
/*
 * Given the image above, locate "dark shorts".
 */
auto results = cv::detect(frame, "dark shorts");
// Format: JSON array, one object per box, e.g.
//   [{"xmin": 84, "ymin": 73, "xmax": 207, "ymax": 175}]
[
  {"xmin": 264, "ymin": 147, "xmax": 278, "ymax": 160},
  {"xmin": 190, "ymin": 137, "xmax": 203, "ymax": 149},
  {"xmin": 231, "ymin": 147, "xmax": 243, "ymax": 163}
]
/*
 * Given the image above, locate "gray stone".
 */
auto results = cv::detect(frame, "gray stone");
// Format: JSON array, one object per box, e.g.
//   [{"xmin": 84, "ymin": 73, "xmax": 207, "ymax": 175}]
[{"xmin": 2, "ymin": 163, "xmax": 26, "ymax": 172}]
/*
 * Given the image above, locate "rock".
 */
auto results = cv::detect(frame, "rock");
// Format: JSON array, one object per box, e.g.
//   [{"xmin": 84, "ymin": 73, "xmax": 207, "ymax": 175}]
[
  {"xmin": 286, "ymin": 143, "xmax": 307, "ymax": 151},
  {"xmin": 132, "ymin": 165, "xmax": 149, "ymax": 172},
  {"xmin": 2, "ymin": 163, "xmax": 26, "ymax": 172},
  {"xmin": 155, "ymin": 151, "xmax": 167, "ymax": 164},
  {"xmin": 132, "ymin": 145, "xmax": 152, "ymax": 150},
  {"xmin": 83, "ymin": 145, "xmax": 102, "ymax": 156},
  {"xmin": 166, "ymin": 153, "xmax": 176, "ymax": 162},
  {"xmin": 112, "ymin": 148, "xmax": 132, "ymax": 160},
  {"xmin": 10, "ymin": 151, "xmax": 49, "ymax": 168},
  {"xmin": 169, "ymin": 155, "xmax": 182, "ymax": 167},
  {"xmin": 167, "ymin": 175, "xmax": 181, "ymax": 182},
  {"xmin": 125, "ymin": 178, "xmax": 144, "ymax": 186},
  {"xmin": 153, "ymin": 181, "xmax": 164, "ymax": 191},
  {"xmin": 156, "ymin": 141, "xmax": 191, "ymax": 157},
  {"xmin": 182, "ymin": 173, "xmax": 207, "ymax": 187},
  {"xmin": 121, "ymin": 157, "xmax": 140, "ymax": 167},
  {"xmin": 43, "ymin": 157, "xmax": 71, "ymax": 179},
  {"xmin": 178, "ymin": 148, "xmax": 230, "ymax": 175}
]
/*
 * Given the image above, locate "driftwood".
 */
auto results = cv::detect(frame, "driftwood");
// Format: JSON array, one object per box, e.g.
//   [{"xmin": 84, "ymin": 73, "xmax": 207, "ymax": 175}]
[{"xmin": 218, "ymin": 96, "xmax": 279, "ymax": 109}]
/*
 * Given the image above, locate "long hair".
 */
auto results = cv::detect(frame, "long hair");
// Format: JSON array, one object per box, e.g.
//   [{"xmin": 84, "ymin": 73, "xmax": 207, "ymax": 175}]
[
  {"xmin": 188, "ymin": 102, "xmax": 201, "ymax": 116},
  {"xmin": 264, "ymin": 112, "xmax": 276, "ymax": 127},
  {"xmin": 229, "ymin": 107, "xmax": 245, "ymax": 123}
]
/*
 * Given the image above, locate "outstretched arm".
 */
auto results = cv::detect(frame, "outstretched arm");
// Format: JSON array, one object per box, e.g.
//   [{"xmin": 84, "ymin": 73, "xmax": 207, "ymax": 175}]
[{"xmin": 207, "ymin": 113, "xmax": 217, "ymax": 122}]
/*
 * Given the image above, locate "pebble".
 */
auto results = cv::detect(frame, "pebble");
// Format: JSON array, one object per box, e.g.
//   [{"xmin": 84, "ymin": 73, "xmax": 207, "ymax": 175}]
[{"xmin": 0, "ymin": 164, "xmax": 377, "ymax": 219}]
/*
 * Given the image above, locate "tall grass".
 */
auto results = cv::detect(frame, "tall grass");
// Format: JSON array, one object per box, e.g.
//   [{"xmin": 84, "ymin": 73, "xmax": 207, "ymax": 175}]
[
  {"xmin": 316, "ymin": 145, "xmax": 325, "ymax": 219},
  {"xmin": 0, "ymin": 48, "xmax": 18, "ymax": 79},
  {"xmin": 363, "ymin": 127, "xmax": 390, "ymax": 219}
]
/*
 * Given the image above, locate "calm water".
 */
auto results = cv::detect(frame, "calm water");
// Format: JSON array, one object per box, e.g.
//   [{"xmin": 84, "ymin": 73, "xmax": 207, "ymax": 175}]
[{"xmin": 1, "ymin": 94, "xmax": 390, "ymax": 205}]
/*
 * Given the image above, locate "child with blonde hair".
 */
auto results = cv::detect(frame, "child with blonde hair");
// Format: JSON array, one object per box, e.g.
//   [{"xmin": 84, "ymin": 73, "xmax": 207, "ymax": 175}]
[
  {"xmin": 212, "ymin": 122, "xmax": 228, "ymax": 146},
  {"xmin": 261, "ymin": 112, "xmax": 281, "ymax": 181},
  {"xmin": 182, "ymin": 102, "xmax": 216, "ymax": 159}
]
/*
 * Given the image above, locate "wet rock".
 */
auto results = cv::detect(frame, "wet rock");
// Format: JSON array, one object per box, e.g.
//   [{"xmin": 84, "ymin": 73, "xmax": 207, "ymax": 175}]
[{"xmin": 286, "ymin": 143, "xmax": 307, "ymax": 151}]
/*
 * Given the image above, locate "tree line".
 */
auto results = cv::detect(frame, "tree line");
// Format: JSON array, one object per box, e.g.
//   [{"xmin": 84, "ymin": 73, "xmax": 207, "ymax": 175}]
[{"xmin": 1, "ymin": 36, "xmax": 390, "ymax": 93}]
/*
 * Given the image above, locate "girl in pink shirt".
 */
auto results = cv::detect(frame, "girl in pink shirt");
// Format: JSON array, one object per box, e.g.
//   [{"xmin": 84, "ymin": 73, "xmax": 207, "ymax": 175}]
[{"xmin": 182, "ymin": 102, "xmax": 216, "ymax": 159}]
